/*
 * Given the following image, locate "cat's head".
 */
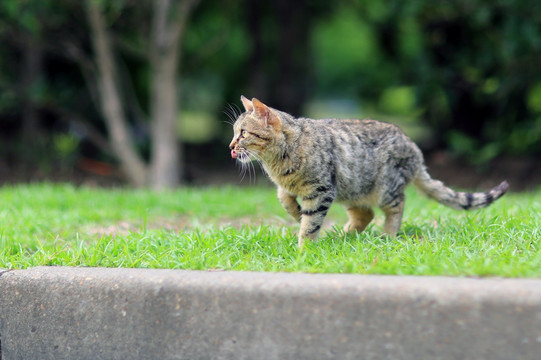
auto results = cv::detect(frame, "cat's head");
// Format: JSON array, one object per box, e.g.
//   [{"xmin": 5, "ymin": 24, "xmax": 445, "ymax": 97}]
[{"xmin": 229, "ymin": 96, "xmax": 283, "ymax": 163}]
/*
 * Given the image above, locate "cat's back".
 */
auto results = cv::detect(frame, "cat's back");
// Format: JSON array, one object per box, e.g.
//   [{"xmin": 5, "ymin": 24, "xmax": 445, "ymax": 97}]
[
  {"xmin": 276, "ymin": 114, "xmax": 422, "ymax": 202},
  {"xmin": 298, "ymin": 117, "xmax": 412, "ymax": 151},
  {"xmin": 291, "ymin": 116, "xmax": 422, "ymax": 201}
]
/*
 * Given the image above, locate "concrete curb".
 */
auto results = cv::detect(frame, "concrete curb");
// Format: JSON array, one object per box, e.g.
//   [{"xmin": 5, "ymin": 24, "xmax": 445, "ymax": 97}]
[{"xmin": 1, "ymin": 267, "xmax": 541, "ymax": 360}]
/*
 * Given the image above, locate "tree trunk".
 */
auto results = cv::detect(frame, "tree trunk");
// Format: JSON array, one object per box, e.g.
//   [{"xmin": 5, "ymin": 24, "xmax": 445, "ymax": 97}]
[
  {"xmin": 21, "ymin": 34, "xmax": 42, "ymax": 144},
  {"xmin": 149, "ymin": 0, "xmax": 200, "ymax": 189},
  {"xmin": 85, "ymin": 0, "xmax": 198, "ymax": 188},
  {"xmin": 86, "ymin": 0, "xmax": 148, "ymax": 187}
]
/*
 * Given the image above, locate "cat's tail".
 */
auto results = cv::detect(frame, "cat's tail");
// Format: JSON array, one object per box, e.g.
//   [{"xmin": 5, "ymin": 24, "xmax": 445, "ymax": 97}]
[{"xmin": 412, "ymin": 168, "xmax": 509, "ymax": 210}]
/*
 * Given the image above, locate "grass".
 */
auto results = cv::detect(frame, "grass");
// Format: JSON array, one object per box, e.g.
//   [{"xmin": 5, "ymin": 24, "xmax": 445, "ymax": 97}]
[{"xmin": 0, "ymin": 183, "xmax": 540, "ymax": 277}]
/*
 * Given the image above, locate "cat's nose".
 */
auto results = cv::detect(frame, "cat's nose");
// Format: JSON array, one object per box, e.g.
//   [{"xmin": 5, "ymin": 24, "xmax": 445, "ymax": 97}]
[{"xmin": 229, "ymin": 141, "xmax": 235, "ymax": 150}]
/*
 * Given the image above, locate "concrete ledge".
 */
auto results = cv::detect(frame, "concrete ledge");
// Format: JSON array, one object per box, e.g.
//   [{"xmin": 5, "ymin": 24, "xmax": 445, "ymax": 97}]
[{"xmin": 1, "ymin": 267, "xmax": 541, "ymax": 360}]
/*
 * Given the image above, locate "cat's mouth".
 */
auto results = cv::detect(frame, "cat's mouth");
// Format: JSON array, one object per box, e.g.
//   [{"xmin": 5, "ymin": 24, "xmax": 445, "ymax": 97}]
[{"xmin": 231, "ymin": 149, "xmax": 250, "ymax": 162}]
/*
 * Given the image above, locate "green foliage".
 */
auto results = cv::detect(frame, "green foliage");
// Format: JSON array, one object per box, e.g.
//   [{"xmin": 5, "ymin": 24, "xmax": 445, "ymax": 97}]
[
  {"xmin": 527, "ymin": 83, "xmax": 541, "ymax": 113},
  {"xmin": 0, "ymin": 0, "xmax": 67, "ymax": 33},
  {"xmin": 1, "ymin": 184, "xmax": 540, "ymax": 277},
  {"xmin": 311, "ymin": 7, "xmax": 381, "ymax": 95},
  {"xmin": 311, "ymin": 0, "xmax": 541, "ymax": 157},
  {"xmin": 447, "ymin": 131, "xmax": 501, "ymax": 164},
  {"xmin": 378, "ymin": 86, "xmax": 416, "ymax": 116},
  {"xmin": 177, "ymin": 111, "xmax": 218, "ymax": 144},
  {"xmin": 53, "ymin": 133, "xmax": 80, "ymax": 166},
  {"xmin": 0, "ymin": 0, "xmax": 540, "ymax": 173}
]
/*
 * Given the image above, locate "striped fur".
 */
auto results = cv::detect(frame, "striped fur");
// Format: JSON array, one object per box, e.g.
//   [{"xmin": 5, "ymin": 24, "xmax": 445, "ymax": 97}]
[
  {"xmin": 229, "ymin": 96, "xmax": 509, "ymax": 247},
  {"xmin": 413, "ymin": 170, "xmax": 509, "ymax": 210}
]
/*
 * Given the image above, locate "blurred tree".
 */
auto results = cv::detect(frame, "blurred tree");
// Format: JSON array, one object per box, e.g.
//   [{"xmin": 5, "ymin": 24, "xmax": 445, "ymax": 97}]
[
  {"xmin": 149, "ymin": 0, "xmax": 200, "ymax": 188},
  {"xmin": 85, "ymin": 0, "xmax": 147, "ymax": 187},
  {"xmin": 1, "ymin": 0, "xmax": 540, "ymax": 186},
  {"xmin": 85, "ymin": 0, "xmax": 200, "ymax": 188},
  {"xmin": 0, "ymin": 0, "xmax": 202, "ymax": 186}
]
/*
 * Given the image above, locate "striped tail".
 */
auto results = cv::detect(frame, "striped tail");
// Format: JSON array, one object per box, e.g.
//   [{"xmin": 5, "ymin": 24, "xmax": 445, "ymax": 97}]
[{"xmin": 412, "ymin": 168, "xmax": 509, "ymax": 210}]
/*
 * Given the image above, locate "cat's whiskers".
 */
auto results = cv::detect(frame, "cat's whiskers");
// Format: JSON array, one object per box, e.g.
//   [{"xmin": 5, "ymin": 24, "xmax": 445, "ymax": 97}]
[
  {"xmin": 223, "ymin": 104, "xmax": 241, "ymax": 126},
  {"xmin": 239, "ymin": 154, "xmax": 250, "ymax": 183},
  {"xmin": 235, "ymin": 148, "xmax": 257, "ymax": 184},
  {"xmin": 236, "ymin": 157, "xmax": 247, "ymax": 183},
  {"xmin": 248, "ymin": 157, "xmax": 257, "ymax": 184},
  {"xmin": 245, "ymin": 149, "xmax": 264, "ymax": 184},
  {"xmin": 233, "ymin": 148, "xmax": 265, "ymax": 185}
]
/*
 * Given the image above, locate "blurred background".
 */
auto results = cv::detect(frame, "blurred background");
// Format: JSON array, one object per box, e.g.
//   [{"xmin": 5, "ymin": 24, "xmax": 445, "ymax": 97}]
[{"xmin": 0, "ymin": 0, "xmax": 540, "ymax": 189}]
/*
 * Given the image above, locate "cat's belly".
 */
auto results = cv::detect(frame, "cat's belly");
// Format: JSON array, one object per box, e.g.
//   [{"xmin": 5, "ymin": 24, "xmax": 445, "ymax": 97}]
[
  {"xmin": 334, "ymin": 164, "xmax": 379, "ymax": 202},
  {"xmin": 338, "ymin": 188, "xmax": 382, "ymax": 208},
  {"xmin": 269, "ymin": 163, "xmax": 381, "ymax": 202}
]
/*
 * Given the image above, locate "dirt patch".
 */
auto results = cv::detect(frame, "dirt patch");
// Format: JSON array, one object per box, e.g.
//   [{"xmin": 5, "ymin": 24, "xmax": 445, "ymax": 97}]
[
  {"xmin": 86, "ymin": 221, "xmax": 137, "ymax": 237},
  {"xmin": 84, "ymin": 218, "xmax": 192, "ymax": 237},
  {"xmin": 82, "ymin": 215, "xmax": 301, "ymax": 238}
]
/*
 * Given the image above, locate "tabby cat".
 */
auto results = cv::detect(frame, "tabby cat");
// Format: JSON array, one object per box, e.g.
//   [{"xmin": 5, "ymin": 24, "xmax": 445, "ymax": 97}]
[{"xmin": 229, "ymin": 96, "xmax": 509, "ymax": 247}]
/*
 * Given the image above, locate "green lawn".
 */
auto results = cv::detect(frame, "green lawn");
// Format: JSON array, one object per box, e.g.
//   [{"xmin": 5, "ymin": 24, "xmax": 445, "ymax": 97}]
[{"xmin": 0, "ymin": 183, "xmax": 539, "ymax": 277}]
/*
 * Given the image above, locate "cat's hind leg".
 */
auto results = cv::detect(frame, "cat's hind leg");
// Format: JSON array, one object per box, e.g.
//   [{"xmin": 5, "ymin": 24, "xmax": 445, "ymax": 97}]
[
  {"xmin": 381, "ymin": 196, "xmax": 405, "ymax": 236},
  {"xmin": 380, "ymin": 169, "xmax": 408, "ymax": 236},
  {"xmin": 343, "ymin": 206, "xmax": 374, "ymax": 233}
]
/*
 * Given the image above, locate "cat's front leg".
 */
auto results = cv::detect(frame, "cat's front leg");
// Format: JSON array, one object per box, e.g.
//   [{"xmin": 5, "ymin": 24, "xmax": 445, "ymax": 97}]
[
  {"xmin": 277, "ymin": 186, "xmax": 302, "ymax": 222},
  {"xmin": 298, "ymin": 191, "xmax": 335, "ymax": 247}
]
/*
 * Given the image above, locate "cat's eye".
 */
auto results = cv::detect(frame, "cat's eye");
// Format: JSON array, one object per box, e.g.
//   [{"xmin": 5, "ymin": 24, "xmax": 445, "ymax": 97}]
[{"xmin": 241, "ymin": 130, "xmax": 248, "ymax": 137}]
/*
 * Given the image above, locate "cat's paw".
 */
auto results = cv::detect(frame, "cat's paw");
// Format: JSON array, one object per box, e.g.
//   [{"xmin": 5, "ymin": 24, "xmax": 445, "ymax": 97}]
[{"xmin": 343, "ymin": 221, "xmax": 366, "ymax": 233}]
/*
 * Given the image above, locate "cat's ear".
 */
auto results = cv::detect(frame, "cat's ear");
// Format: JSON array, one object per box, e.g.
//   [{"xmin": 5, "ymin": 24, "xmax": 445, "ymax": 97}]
[
  {"xmin": 252, "ymin": 98, "xmax": 281, "ymax": 131},
  {"xmin": 240, "ymin": 95, "xmax": 253, "ymax": 112}
]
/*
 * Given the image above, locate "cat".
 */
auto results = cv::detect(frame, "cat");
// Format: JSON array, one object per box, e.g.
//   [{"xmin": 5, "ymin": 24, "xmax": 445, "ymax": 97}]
[{"xmin": 229, "ymin": 96, "xmax": 509, "ymax": 247}]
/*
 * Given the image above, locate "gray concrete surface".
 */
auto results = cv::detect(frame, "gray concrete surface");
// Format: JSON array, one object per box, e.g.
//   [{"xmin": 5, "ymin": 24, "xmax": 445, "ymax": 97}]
[{"xmin": 1, "ymin": 267, "xmax": 541, "ymax": 360}]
